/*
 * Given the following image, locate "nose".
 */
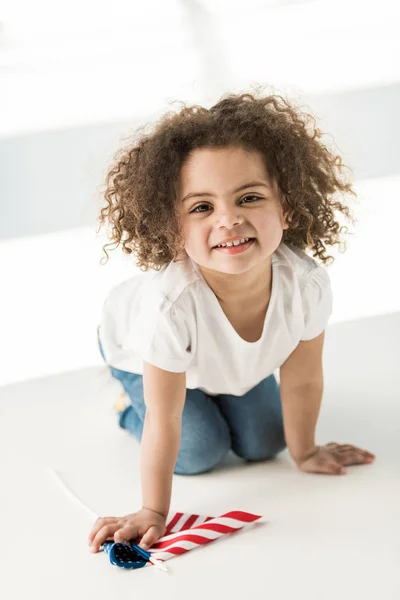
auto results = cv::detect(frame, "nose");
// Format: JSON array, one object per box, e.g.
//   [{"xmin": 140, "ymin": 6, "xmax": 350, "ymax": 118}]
[{"xmin": 215, "ymin": 204, "xmax": 244, "ymax": 229}]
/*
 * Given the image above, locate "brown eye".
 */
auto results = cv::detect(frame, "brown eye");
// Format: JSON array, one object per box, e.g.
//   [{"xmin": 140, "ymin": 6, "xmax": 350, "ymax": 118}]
[
  {"xmin": 190, "ymin": 195, "xmax": 262, "ymax": 214},
  {"xmin": 191, "ymin": 204, "xmax": 210, "ymax": 214},
  {"xmin": 242, "ymin": 195, "xmax": 262, "ymax": 203}
]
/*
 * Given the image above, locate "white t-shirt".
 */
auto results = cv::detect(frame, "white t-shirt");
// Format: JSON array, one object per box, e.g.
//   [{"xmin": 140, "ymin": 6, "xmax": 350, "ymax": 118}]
[{"xmin": 98, "ymin": 242, "xmax": 333, "ymax": 396}]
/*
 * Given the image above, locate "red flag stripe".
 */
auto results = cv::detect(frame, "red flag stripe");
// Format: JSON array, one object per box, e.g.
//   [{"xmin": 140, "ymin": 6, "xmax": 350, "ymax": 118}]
[
  {"xmin": 218, "ymin": 511, "xmax": 262, "ymax": 522},
  {"xmin": 156, "ymin": 546, "xmax": 188, "ymax": 557},
  {"xmin": 165, "ymin": 512, "xmax": 184, "ymax": 533},
  {"xmin": 180, "ymin": 514, "xmax": 200, "ymax": 531},
  {"xmin": 190, "ymin": 523, "xmax": 242, "ymax": 534}
]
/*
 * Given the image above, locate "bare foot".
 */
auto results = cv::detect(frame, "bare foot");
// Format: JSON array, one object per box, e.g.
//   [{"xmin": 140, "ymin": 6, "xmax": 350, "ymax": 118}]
[{"xmin": 113, "ymin": 392, "xmax": 128, "ymax": 412}]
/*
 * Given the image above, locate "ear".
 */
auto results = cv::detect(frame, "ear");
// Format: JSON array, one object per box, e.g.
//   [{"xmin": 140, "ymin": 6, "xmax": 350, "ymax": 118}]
[
  {"xmin": 277, "ymin": 188, "xmax": 291, "ymax": 230},
  {"xmin": 282, "ymin": 211, "xmax": 290, "ymax": 231}
]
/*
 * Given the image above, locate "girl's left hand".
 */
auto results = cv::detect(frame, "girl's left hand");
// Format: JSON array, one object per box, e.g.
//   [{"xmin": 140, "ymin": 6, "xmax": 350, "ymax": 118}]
[{"xmin": 296, "ymin": 442, "xmax": 376, "ymax": 475}]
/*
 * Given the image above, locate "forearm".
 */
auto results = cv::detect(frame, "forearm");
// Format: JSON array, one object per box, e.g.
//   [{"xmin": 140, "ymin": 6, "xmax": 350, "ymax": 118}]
[
  {"xmin": 280, "ymin": 380, "xmax": 324, "ymax": 463},
  {"xmin": 140, "ymin": 410, "xmax": 181, "ymax": 518}
]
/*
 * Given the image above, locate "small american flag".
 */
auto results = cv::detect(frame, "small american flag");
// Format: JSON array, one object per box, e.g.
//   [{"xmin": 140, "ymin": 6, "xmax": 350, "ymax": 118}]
[
  {"xmin": 146, "ymin": 510, "xmax": 262, "ymax": 565},
  {"xmin": 48, "ymin": 469, "xmax": 262, "ymax": 571}
]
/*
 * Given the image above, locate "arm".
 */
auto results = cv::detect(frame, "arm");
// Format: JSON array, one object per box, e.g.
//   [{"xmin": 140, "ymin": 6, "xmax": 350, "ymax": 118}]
[
  {"xmin": 141, "ymin": 361, "xmax": 186, "ymax": 517},
  {"xmin": 279, "ymin": 331, "xmax": 325, "ymax": 464}
]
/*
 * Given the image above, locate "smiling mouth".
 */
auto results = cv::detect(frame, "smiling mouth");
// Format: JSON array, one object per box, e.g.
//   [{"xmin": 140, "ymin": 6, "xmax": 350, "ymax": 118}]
[{"xmin": 213, "ymin": 237, "xmax": 255, "ymax": 249}]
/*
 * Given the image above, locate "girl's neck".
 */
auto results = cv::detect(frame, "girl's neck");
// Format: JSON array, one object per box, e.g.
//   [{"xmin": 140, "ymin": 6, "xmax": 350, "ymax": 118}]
[{"xmin": 199, "ymin": 256, "xmax": 273, "ymax": 310}]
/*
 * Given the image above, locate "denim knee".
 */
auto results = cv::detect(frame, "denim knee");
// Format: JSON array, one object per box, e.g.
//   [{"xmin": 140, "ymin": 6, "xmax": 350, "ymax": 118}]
[
  {"xmin": 174, "ymin": 443, "xmax": 231, "ymax": 475},
  {"xmin": 174, "ymin": 424, "xmax": 231, "ymax": 475},
  {"xmin": 233, "ymin": 424, "xmax": 287, "ymax": 461}
]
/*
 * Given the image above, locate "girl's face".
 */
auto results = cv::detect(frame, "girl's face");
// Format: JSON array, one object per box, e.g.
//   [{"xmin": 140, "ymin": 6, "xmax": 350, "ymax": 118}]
[{"xmin": 177, "ymin": 145, "xmax": 289, "ymax": 275}]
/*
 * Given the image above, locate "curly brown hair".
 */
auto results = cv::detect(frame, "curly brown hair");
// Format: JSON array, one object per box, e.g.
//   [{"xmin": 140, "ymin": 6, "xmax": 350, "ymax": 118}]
[{"xmin": 97, "ymin": 89, "xmax": 357, "ymax": 270}]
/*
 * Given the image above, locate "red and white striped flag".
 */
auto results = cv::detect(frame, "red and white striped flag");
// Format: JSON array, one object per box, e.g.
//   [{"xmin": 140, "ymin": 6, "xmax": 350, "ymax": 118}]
[{"xmin": 146, "ymin": 510, "xmax": 262, "ymax": 565}]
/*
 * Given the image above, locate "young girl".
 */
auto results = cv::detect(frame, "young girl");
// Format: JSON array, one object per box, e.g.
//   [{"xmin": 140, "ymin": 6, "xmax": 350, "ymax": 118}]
[{"xmin": 88, "ymin": 91, "xmax": 375, "ymax": 554}]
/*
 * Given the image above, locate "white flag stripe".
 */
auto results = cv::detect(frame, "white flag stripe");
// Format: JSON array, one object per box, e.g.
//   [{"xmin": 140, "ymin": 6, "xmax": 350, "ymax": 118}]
[
  {"xmin": 172, "ymin": 513, "xmax": 190, "ymax": 532},
  {"xmin": 150, "ymin": 552, "xmax": 175, "ymax": 562},
  {"xmin": 193, "ymin": 515, "xmax": 209, "ymax": 528}
]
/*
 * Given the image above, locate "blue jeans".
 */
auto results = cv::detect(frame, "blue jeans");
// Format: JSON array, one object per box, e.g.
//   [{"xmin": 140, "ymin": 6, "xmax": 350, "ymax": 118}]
[{"xmin": 97, "ymin": 329, "xmax": 286, "ymax": 475}]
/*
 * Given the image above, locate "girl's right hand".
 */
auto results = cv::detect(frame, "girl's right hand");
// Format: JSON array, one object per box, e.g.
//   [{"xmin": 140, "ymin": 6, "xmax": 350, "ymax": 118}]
[{"xmin": 88, "ymin": 508, "xmax": 167, "ymax": 553}]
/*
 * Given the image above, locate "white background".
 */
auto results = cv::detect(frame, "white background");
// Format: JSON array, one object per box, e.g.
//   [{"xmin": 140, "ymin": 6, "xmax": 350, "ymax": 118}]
[{"xmin": 1, "ymin": 0, "xmax": 399, "ymax": 386}]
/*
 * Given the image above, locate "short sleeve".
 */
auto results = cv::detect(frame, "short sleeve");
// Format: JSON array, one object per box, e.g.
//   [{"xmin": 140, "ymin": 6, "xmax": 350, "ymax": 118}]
[
  {"xmin": 132, "ymin": 298, "xmax": 195, "ymax": 373},
  {"xmin": 300, "ymin": 267, "xmax": 333, "ymax": 341}
]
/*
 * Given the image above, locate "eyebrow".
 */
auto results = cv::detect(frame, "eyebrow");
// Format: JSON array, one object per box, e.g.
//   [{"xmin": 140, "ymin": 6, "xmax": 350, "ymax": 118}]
[{"xmin": 181, "ymin": 181, "xmax": 270, "ymax": 203}]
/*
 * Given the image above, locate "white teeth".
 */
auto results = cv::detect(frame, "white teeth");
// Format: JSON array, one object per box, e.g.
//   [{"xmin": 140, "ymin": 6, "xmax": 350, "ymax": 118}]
[{"xmin": 216, "ymin": 237, "xmax": 252, "ymax": 248}]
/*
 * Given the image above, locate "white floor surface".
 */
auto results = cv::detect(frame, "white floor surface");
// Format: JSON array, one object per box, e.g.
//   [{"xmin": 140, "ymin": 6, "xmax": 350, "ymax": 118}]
[{"xmin": 1, "ymin": 311, "xmax": 399, "ymax": 599}]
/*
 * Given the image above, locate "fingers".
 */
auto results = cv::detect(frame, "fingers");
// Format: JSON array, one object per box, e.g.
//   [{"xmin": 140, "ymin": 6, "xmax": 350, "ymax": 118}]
[
  {"xmin": 114, "ymin": 522, "xmax": 140, "ymax": 544},
  {"xmin": 138, "ymin": 525, "xmax": 162, "ymax": 551},
  {"xmin": 88, "ymin": 517, "xmax": 117, "ymax": 547},
  {"xmin": 89, "ymin": 519, "xmax": 122, "ymax": 553},
  {"xmin": 88, "ymin": 511, "xmax": 166, "ymax": 555},
  {"xmin": 299, "ymin": 443, "xmax": 376, "ymax": 476},
  {"xmin": 328, "ymin": 444, "xmax": 376, "ymax": 466},
  {"xmin": 337, "ymin": 444, "xmax": 374, "ymax": 457}
]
